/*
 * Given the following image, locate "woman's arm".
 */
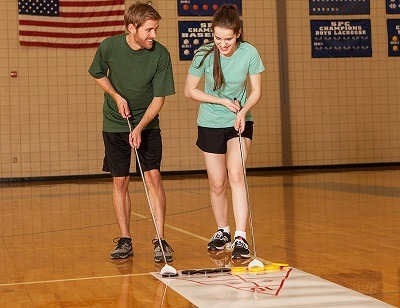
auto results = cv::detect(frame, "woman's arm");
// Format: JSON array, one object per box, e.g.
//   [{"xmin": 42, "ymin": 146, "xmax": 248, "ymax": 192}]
[
  {"xmin": 234, "ymin": 73, "xmax": 262, "ymax": 132},
  {"xmin": 184, "ymin": 73, "xmax": 240, "ymax": 113}
]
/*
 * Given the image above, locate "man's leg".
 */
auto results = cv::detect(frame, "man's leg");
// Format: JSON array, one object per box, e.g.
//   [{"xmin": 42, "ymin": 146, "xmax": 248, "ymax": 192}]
[
  {"xmin": 102, "ymin": 132, "xmax": 133, "ymax": 259},
  {"xmin": 113, "ymin": 176, "xmax": 131, "ymax": 238},
  {"xmin": 143, "ymin": 169, "xmax": 166, "ymax": 238},
  {"xmin": 110, "ymin": 175, "xmax": 134, "ymax": 259},
  {"xmin": 143, "ymin": 169, "xmax": 174, "ymax": 262},
  {"xmin": 138, "ymin": 129, "xmax": 173, "ymax": 262}
]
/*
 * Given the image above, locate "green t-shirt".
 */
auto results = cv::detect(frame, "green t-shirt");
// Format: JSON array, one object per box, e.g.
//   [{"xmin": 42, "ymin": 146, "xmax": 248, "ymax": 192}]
[
  {"xmin": 89, "ymin": 34, "xmax": 175, "ymax": 132},
  {"xmin": 188, "ymin": 42, "xmax": 265, "ymax": 128}
]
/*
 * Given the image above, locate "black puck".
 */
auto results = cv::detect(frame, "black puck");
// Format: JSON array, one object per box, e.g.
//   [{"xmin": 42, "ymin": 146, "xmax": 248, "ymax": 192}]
[
  {"xmin": 214, "ymin": 267, "xmax": 231, "ymax": 273},
  {"xmin": 161, "ymin": 272, "xmax": 179, "ymax": 278},
  {"xmin": 181, "ymin": 269, "xmax": 200, "ymax": 275},
  {"xmin": 197, "ymin": 268, "xmax": 216, "ymax": 274}
]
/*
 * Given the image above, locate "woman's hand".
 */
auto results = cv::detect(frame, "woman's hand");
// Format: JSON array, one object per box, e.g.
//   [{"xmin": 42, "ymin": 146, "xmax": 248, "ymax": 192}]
[
  {"xmin": 222, "ymin": 98, "xmax": 241, "ymax": 113},
  {"xmin": 234, "ymin": 110, "xmax": 246, "ymax": 133},
  {"xmin": 233, "ymin": 98, "xmax": 245, "ymax": 133}
]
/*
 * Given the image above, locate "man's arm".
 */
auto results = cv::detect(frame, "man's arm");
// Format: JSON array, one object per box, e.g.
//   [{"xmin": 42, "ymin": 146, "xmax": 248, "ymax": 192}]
[
  {"xmin": 129, "ymin": 96, "xmax": 165, "ymax": 148},
  {"xmin": 94, "ymin": 76, "xmax": 131, "ymax": 118}
]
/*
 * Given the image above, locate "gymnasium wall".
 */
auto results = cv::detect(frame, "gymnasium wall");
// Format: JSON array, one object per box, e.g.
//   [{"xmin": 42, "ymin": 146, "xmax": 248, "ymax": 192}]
[{"xmin": 0, "ymin": 0, "xmax": 398, "ymax": 179}]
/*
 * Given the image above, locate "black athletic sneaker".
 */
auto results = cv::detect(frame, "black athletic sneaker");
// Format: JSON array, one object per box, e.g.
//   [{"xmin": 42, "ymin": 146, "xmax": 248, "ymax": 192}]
[
  {"xmin": 153, "ymin": 239, "xmax": 174, "ymax": 263},
  {"xmin": 110, "ymin": 237, "xmax": 133, "ymax": 259},
  {"xmin": 207, "ymin": 229, "xmax": 231, "ymax": 251},
  {"xmin": 231, "ymin": 236, "xmax": 250, "ymax": 259}
]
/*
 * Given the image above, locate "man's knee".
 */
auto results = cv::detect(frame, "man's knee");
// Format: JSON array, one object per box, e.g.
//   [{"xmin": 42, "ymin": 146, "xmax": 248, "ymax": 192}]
[
  {"xmin": 144, "ymin": 169, "xmax": 162, "ymax": 187},
  {"xmin": 113, "ymin": 176, "xmax": 130, "ymax": 191}
]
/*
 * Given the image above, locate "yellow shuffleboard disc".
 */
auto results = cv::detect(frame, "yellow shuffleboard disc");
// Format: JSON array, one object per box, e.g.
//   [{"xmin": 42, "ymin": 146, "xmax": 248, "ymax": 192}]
[
  {"xmin": 248, "ymin": 266, "xmax": 265, "ymax": 273},
  {"xmin": 231, "ymin": 267, "xmax": 248, "ymax": 274},
  {"xmin": 264, "ymin": 264, "xmax": 281, "ymax": 270},
  {"xmin": 272, "ymin": 263, "xmax": 289, "ymax": 267}
]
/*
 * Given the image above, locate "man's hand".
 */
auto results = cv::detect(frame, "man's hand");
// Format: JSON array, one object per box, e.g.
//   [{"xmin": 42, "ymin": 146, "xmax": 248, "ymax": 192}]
[
  {"xmin": 116, "ymin": 97, "xmax": 131, "ymax": 119},
  {"xmin": 129, "ymin": 126, "xmax": 142, "ymax": 149}
]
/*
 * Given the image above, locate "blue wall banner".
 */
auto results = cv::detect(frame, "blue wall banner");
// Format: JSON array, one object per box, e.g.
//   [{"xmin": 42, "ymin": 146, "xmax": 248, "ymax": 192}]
[
  {"xmin": 310, "ymin": 0, "xmax": 370, "ymax": 15},
  {"xmin": 178, "ymin": 0, "xmax": 242, "ymax": 16},
  {"xmin": 311, "ymin": 20, "xmax": 372, "ymax": 58},
  {"xmin": 386, "ymin": 0, "xmax": 400, "ymax": 14},
  {"xmin": 179, "ymin": 21, "xmax": 212, "ymax": 61},
  {"xmin": 387, "ymin": 19, "xmax": 400, "ymax": 56}
]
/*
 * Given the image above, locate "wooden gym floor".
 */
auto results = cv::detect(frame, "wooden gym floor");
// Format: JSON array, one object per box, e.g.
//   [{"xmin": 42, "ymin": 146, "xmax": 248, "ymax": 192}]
[{"xmin": 0, "ymin": 167, "xmax": 399, "ymax": 307}]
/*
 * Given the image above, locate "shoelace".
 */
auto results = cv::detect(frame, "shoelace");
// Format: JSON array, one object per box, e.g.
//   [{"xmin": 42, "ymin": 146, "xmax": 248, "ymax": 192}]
[
  {"xmin": 211, "ymin": 230, "xmax": 224, "ymax": 240},
  {"xmin": 114, "ymin": 237, "xmax": 131, "ymax": 248},
  {"xmin": 161, "ymin": 240, "xmax": 174, "ymax": 252},
  {"xmin": 153, "ymin": 239, "xmax": 175, "ymax": 252},
  {"xmin": 231, "ymin": 237, "xmax": 248, "ymax": 249}
]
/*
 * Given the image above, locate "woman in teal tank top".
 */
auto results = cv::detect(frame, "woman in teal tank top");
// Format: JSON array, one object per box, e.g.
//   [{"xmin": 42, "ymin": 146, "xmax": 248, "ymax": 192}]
[{"xmin": 184, "ymin": 5, "xmax": 265, "ymax": 260}]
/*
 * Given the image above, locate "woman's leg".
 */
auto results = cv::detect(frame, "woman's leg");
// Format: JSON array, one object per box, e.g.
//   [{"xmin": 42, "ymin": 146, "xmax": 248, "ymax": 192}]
[
  {"xmin": 226, "ymin": 136, "xmax": 251, "ymax": 233},
  {"xmin": 202, "ymin": 151, "xmax": 229, "ymax": 227}
]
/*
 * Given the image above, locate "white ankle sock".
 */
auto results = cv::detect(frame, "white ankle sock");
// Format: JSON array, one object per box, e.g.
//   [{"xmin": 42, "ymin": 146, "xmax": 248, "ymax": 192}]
[
  {"xmin": 218, "ymin": 226, "xmax": 230, "ymax": 234},
  {"xmin": 234, "ymin": 231, "xmax": 246, "ymax": 239}
]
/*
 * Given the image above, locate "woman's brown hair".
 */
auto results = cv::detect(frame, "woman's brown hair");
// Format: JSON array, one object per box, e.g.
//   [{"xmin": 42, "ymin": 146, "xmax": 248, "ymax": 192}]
[{"xmin": 196, "ymin": 4, "xmax": 243, "ymax": 91}]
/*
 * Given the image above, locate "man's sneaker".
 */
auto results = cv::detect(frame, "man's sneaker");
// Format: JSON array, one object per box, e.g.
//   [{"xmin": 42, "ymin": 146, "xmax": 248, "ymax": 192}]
[
  {"xmin": 111, "ymin": 237, "xmax": 133, "ymax": 259},
  {"xmin": 231, "ymin": 236, "xmax": 250, "ymax": 259},
  {"xmin": 153, "ymin": 239, "xmax": 174, "ymax": 263},
  {"xmin": 207, "ymin": 229, "xmax": 231, "ymax": 251}
]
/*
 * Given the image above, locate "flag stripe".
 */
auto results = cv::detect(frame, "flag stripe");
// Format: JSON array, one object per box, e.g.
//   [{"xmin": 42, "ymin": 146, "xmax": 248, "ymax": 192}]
[
  {"xmin": 18, "ymin": 0, "xmax": 125, "ymax": 48},
  {"xmin": 20, "ymin": 30, "xmax": 123, "ymax": 39},
  {"xmin": 60, "ymin": 0, "xmax": 125, "ymax": 7},
  {"xmin": 20, "ymin": 41, "xmax": 102, "ymax": 48},
  {"xmin": 59, "ymin": 10, "xmax": 125, "ymax": 18},
  {"xmin": 19, "ymin": 20, "xmax": 124, "ymax": 28},
  {"xmin": 19, "ymin": 35, "xmax": 116, "ymax": 48},
  {"xmin": 60, "ymin": 4, "xmax": 125, "ymax": 12}
]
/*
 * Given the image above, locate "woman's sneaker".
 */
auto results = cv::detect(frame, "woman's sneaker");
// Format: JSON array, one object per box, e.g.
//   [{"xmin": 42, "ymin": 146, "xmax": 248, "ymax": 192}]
[
  {"xmin": 153, "ymin": 239, "xmax": 174, "ymax": 263},
  {"xmin": 110, "ymin": 237, "xmax": 133, "ymax": 259},
  {"xmin": 207, "ymin": 229, "xmax": 231, "ymax": 251},
  {"xmin": 231, "ymin": 236, "xmax": 250, "ymax": 259}
]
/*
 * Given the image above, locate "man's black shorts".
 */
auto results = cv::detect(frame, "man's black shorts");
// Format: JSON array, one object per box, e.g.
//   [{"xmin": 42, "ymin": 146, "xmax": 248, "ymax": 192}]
[
  {"xmin": 196, "ymin": 121, "xmax": 253, "ymax": 154},
  {"xmin": 102, "ymin": 129, "xmax": 162, "ymax": 177}
]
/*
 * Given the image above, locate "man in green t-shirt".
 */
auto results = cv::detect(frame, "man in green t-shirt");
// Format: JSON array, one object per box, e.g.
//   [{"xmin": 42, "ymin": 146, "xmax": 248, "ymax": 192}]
[{"xmin": 88, "ymin": 2, "xmax": 175, "ymax": 262}]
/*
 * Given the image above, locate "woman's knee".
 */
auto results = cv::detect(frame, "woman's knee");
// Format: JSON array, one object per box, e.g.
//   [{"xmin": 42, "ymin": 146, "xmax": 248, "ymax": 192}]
[
  {"xmin": 228, "ymin": 169, "xmax": 244, "ymax": 186},
  {"xmin": 209, "ymin": 178, "xmax": 227, "ymax": 195}
]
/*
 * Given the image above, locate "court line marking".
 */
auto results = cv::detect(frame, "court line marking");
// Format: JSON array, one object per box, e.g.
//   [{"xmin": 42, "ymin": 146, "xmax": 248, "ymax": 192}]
[{"xmin": 0, "ymin": 272, "xmax": 148, "ymax": 287}]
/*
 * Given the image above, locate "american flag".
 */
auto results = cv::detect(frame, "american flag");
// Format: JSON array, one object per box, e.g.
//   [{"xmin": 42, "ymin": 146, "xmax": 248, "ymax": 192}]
[{"xmin": 18, "ymin": 0, "xmax": 125, "ymax": 48}]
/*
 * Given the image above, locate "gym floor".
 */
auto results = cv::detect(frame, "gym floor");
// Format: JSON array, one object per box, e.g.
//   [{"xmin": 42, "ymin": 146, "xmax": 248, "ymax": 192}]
[{"xmin": 0, "ymin": 167, "xmax": 399, "ymax": 306}]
